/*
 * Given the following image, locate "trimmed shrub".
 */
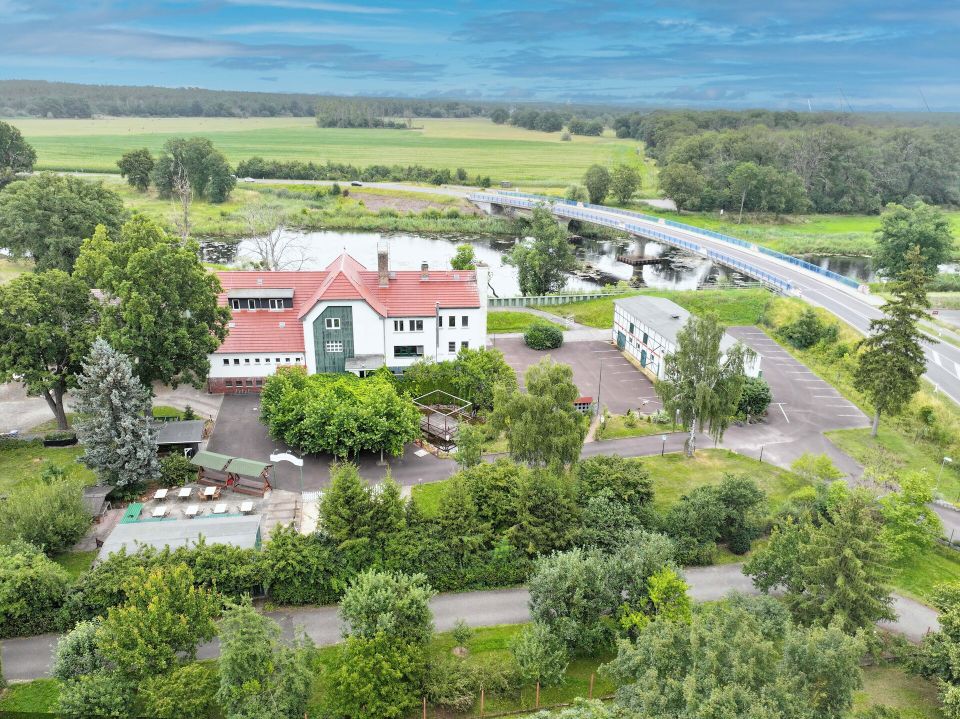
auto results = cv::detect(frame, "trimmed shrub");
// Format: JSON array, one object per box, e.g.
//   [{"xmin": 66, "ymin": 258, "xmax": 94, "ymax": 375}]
[
  {"xmin": 52, "ymin": 618, "xmax": 105, "ymax": 681},
  {"xmin": 159, "ymin": 453, "xmax": 195, "ymax": 486},
  {"xmin": 141, "ymin": 663, "xmax": 218, "ymax": 719},
  {"xmin": 778, "ymin": 308, "xmax": 838, "ymax": 349},
  {"xmin": 0, "ymin": 540, "xmax": 70, "ymax": 637},
  {"xmin": 57, "ymin": 671, "xmax": 133, "ymax": 718},
  {"xmin": 524, "ymin": 321, "xmax": 563, "ymax": 350},
  {"xmin": 737, "ymin": 376, "xmax": 772, "ymax": 418},
  {"xmin": 0, "ymin": 476, "xmax": 91, "ymax": 554}
]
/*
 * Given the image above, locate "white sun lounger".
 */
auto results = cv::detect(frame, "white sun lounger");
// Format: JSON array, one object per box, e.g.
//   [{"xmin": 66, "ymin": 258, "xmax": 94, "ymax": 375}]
[
  {"xmin": 153, "ymin": 488, "xmax": 168, "ymax": 501},
  {"xmin": 239, "ymin": 501, "xmax": 254, "ymax": 514},
  {"xmin": 212, "ymin": 502, "xmax": 227, "ymax": 514},
  {"xmin": 151, "ymin": 505, "xmax": 168, "ymax": 518},
  {"xmin": 184, "ymin": 504, "xmax": 200, "ymax": 518},
  {"xmin": 177, "ymin": 487, "xmax": 192, "ymax": 500}
]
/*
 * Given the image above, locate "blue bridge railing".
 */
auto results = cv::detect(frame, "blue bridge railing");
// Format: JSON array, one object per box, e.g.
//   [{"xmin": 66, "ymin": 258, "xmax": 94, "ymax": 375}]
[{"xmin": 470, "ymin": 191, "xmax": 859, "ymax": 290}]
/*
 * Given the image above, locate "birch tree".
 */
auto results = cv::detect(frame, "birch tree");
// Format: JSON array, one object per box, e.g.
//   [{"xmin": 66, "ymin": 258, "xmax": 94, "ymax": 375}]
[
  {"xmin": 655, "ymin": 313, "xmax": 752, "ymax": 456},
  {"xmin": 73, "ymin": 338, "xmax": 160, "ymax": 488}
]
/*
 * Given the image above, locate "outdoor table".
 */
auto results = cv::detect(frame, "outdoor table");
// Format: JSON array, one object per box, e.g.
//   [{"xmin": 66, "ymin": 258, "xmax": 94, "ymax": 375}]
[
  {"xmin": 177, "ymin": 487, "xmax": 192, "ymax": 500},
  {"xmin": 212, "ymin": 502, "xmax": 227, "ymax": 514},
  {"xmin": 151, "ymin": 505, "xmax": 168, "ymax": 518},
  {"xmin": 153, "ymin": 488, "xmax": 168, "ymax": 501},
  {"xmin": 184, "ymin": 505, "xmax": 199, "ymax": 518},
  {"xmin": 239, "ymin": 501, "xmax": 254, "ymax": 514}
]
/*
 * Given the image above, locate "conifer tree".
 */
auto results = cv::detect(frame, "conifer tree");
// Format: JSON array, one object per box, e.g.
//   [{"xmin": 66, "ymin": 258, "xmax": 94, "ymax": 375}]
[
  {"xmin": 73, "ymin": 338, "xmax": 159, "ymax": 488},
  {"xmin": 854, "ymin": 245, "xmax": 930, "ymax": 437}
]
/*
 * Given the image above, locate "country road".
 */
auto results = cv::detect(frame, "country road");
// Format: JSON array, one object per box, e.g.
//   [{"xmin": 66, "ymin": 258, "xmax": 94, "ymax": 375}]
[{"xmin": 2, "ymin": 564, "xmax": 939, "ymax": 682}]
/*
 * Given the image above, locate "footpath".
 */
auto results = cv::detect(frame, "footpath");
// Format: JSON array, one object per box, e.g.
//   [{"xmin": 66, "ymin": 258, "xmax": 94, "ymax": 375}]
[{"xmin": 1, "ymin": 564, "xmax": 939, "ymax": 682}]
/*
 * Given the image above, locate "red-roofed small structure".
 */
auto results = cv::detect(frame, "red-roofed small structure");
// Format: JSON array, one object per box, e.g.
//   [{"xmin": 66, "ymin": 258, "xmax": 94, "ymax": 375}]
[{"xmin": 207, "ymin": 246, "xmax": 489, "ymax": 393}]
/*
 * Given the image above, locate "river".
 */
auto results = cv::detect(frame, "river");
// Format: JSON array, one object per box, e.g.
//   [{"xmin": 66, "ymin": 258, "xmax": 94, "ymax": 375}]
[{"xmin": 202, "ymin": 230, "xmax": 755, "ymax": 297}]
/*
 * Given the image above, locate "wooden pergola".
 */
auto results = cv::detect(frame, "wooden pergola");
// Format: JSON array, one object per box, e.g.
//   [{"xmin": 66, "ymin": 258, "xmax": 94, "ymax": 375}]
[{"xmin": 190, "ymin": 451, "xmax": 273, "ymax": 497}]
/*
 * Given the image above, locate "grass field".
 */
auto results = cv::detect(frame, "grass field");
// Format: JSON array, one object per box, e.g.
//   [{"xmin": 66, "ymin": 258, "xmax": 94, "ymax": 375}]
[
  {"xmin": 597, "ymin": 415, "xmax": 674, "ymax": 440},
  {"xmin": 412, "ymin": 449, "xmax": 809, "ymax": 519},
  {"xmin": 0, "ymin": 443, "xmax": 93, "ymax": 494},
  {"xmin": 631, "ymin": 205, "xmax": 960, "ymax": 258},
  {"xmin": 52, "ymin": 550, "xmax": 98, "ymax": 580},
  {"xmin": 9, "ymin": 116, "xmax": 647, "ymax": 189},
  {"xmin": 536, "ymin": 288, "xmax": 773, "ymax": 329},
  {"xmin": 487, "ymin": 311, "xmax": 565, "ymax": 334}
]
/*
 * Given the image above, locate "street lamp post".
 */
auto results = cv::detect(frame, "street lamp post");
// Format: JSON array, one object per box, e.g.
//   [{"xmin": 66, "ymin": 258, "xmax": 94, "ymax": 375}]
[
  {"xmin": 661, "ymin": 434, "xmax": 667, "ymax": 456},
  {"xmin": 937, "ymin": 456, "xmax": 953, "ymax": 493}
]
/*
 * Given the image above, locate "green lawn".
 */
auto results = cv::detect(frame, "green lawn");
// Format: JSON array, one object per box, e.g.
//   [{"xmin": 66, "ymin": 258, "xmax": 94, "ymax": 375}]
[
  {"xmin": 892, "ymin": 544, "xmax": 960, "ymax": 604},
  {"xmin": 413, "ymin": 449, "xmax": 809, "ymax": 518},
  {"xmin": 0, "ymin": 443, "xmax": 93, "ymax": 494},
  {"xmin": 487, "ymin": 311, "xmax": 565, "ymax": 334},
  {"xmin": 537, "ymin": 288, "xmax": 773, "ymax": 329},
  {"xmin": 308, "ymin": 623, "xmax": 616, "ymax": 717},
  {"xmin": 11, "ymin": 116, "xmax": 646, "ymax": 188},
  {"xmin": 0, "ymin": 256, "xmax": 31, "ymax": 285},
  {"xmin": 597, "ymin": 415, "xmax": 674, "ymax": 440},
  {"xmin": 855, "ymin": 664, "xmax": 945, "ymax": 719},
  {"xmin": 0, "ymin": 679, "xmax": 60, "ymax": 713},
  {"xmin": 52, "ymin": 550, "xmax": 98, "ymax": 580}
]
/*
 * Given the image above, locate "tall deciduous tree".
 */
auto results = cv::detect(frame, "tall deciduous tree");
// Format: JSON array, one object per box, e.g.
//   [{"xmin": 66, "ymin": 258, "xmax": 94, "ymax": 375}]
[
  {"xmin": 873, "ymin": 201, "xmax": 953, "ymax": 280},
  {"xmin": 74, "ymin": 215, "xmax": 230, "ymax": 389},
  {"xmin": 609, "ymin": 163, "xmax": 641, "ymax": 204},
  {"xmin": 453, "ymin": 346, "xmax": 517, "ymax": 412},
  {"xmin": 152, "ymin": 136, "xmax": 236, "ymax": 203},
  {"xmin": 0, "ymin": 174, "xmax": 124, "ymax": 271},
  {"xmin": 0, "ymin": 120, "xmax": 36, "ymax": 186},
  {"xmin": 0, "ymin": 270, "xmax": 96, "ymax": 429},
  {"xmin": 655, "ymin": 313, "xmax": 752, "ymax": 455},
  {"xmin": 490, "ymin": 357, "xmax": 586, "ymax": 468},
  {"xmin": 96, "ymin": 564, "xmax": 218, "ymax": 679},
  {"xmin": 658, "ymin": 162, "xmax": 705, "ymax": 213},
  {"xmin": 506, "ymin": 205, "xmax": 576, "ymax": 296},
  {"xmin": 582, "ymin": 164, "xmax": 611, "ymax": 204},
  {"xmin": 854, "ymin": 245, "xmax": 930, "ymax": 437},
  {"xmin": 339, "ymin": 570, "xmax": 435, "ymax": 646},
  {"xmin": 879, "ymin": 472, "xmax": 941, "ymax": 560},
  {"xmin": 453, "ymin": 423, "xmax": 483, "ymax": 469},
  {"xmin": 217, "ymin": 597, "xmax": 314, "ymax": 719},
  {"xmin": 116, "ymin": 148, "xmax": 155, "ymax": 192},
  {"xmin": 73, "ymin": 338, "xmax": 160, "ymax": 488}
]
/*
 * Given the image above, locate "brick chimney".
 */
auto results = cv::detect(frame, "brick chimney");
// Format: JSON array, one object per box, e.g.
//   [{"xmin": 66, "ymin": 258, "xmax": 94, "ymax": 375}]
[
  {"xmin": 377, "ymin": 245, "xmax": 389, "ymax": 287},
  {"xmin": 420, "ymin": 261, "xmax": 429, "ymax": 281}
]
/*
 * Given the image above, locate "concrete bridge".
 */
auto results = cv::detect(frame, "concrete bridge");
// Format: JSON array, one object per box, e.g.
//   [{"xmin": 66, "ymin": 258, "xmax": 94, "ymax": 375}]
[{"xmin": 470, "ymin": 190, "xmax": 960, "ymax": 406}]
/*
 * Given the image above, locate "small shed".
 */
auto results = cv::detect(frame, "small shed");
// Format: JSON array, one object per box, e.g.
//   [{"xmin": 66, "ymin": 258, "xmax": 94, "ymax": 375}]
[
  {"xmin": 574, "ymin": 396, "xmax": 594, "ymax": 414},
  {"xmin": 98, "ymin": 515, "xmax": 262, "ymax": 562},
  {"xmin": 82, "ymin": 485, "xmax": 113, "ymax": 521},
  {"xmin": 155, "ymin": 420, "xmax": 205, "ymax": 457}
]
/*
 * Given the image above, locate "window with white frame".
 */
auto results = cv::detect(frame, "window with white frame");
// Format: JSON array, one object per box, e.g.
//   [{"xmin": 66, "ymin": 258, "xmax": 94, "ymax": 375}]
[
  {"xmin": 247, "ymin": 299, "xmax": 256, "ymax": 310},
  {"xmin": 222, "ymin": 358, "xmax": 229, "ymax": 365},
  {"xmin": 230, "ymin": 299, "xmax": 241, "ymax": 311},
  {"xmin": 325, "ymin": 317, "xmax": 341, "ymax": 330},
  {"xmin": 325, "ymin": 341, "xmax": 343, "ymax": 353},
  {"xmin": 268, "ymin": 298, "xmax": 283, "ymax": 310},
  {"xmin": 462, "ymin": 315, "xmax": 469, "ymax": 327},
  {"xmin": 448, "ymin": 315, "xmax": 456, "ymax": 327},
  {"xmin": 461, "ymin": 341, "xmax": 469, "ymax": 350},
  {"xmin": 411, "ymin": 319, "xmax": 423, "ymax": 331},
  {"xmin": 393, "ymin": 320, "xmax": 405, "ymax": 332},
  {"xmin": 448, "ymin": 341, "xmax": 456, "ymax": 352}
]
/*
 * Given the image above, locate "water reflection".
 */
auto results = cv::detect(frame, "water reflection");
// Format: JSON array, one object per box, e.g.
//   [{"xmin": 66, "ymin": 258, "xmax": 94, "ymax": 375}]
[{"xmin": 202, "ymin": 230, "xmax": 751, "ymax": 297}]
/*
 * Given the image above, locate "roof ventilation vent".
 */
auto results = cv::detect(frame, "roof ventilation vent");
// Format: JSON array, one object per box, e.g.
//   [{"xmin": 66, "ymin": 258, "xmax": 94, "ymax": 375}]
[
  {"xmin": 278, "ymin": 321, "xmax": 286, "ymax": 328},
  {"xmin": 256, "ymin": 278, "xmax": 263, "ymax": 285},
  {"xmin": 453, "ymin": 273, "xmax": 460, "ymax": 281},
  {"xmin": 228, "ymin": 321, "xmax": 236, "ymax": 328}
]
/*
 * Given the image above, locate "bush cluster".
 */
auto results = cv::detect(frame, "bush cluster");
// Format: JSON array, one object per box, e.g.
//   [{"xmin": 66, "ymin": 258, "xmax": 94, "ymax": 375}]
[
  {"xmin": 524, "ymin": 321, "xmax": 564, "ymax": 350},
  {"xmin": 778, "ymin": 307, "xmax": 839, "ymax": 349}
]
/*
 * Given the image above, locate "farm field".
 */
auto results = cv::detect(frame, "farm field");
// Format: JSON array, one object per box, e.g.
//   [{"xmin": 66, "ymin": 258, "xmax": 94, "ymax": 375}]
[{"xmin": 8, "ymin": 116, "xmax": 648, "ymax": 188}]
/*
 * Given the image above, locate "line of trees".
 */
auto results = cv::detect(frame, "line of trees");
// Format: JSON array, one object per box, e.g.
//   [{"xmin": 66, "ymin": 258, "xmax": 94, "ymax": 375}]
[{"xmin": 235, "ymin": 156, "xmax": 491, "ymax": 187}]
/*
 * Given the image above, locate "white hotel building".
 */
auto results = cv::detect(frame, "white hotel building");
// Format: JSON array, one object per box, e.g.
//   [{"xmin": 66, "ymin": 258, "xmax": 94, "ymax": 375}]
[{"xmin": 206, "ymin": 247, "xmax": 488, "ymax": 393}]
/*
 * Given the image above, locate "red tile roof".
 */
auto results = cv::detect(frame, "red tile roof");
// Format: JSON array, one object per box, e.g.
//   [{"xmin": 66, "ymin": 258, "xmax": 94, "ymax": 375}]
[{"xmin": 214, "ymin": 254, "xmax": 480, "ymax": 354}]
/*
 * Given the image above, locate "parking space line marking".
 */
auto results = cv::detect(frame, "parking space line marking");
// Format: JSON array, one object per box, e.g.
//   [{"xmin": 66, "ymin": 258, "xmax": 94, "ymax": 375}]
[
  {"xmin": 838, "ymin": 414, "xmax": 864, "ymax": 417},
  {"xmin": 933, "ymin": 351, "xmax": 944, "ymax": 367},
  {"xmin": 776, "ymin": 403, "xmax": 790, "ymax": 423},
  {"xmin": 953, "ymin": 360, "xmax": 960, "ymax": 379}
]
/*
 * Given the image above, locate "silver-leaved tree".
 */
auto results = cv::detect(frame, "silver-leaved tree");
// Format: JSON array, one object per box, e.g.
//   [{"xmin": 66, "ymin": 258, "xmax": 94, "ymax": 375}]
[{"xmin": 74, "ymin": 338, "xmax": 160, "ymax": 488}]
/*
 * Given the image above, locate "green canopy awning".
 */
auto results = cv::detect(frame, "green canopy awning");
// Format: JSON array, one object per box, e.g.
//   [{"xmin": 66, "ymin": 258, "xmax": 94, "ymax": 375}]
[
  {"xmin": 225, "ymin": 458, "xmax": 272, "ymax": 478},
  {"xmin": 190, "ymin": 450, "xmax": 233, "ymax": 472}
]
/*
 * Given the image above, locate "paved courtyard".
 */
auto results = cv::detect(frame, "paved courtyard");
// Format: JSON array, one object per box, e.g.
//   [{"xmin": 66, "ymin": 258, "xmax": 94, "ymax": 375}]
[
  {"xmin": 206, "ymin": 395, "xmax": 456, "ymax": 491},
  {"xmin": 492, "ymin": 337, "xmax": 661, "ymax": 415}
]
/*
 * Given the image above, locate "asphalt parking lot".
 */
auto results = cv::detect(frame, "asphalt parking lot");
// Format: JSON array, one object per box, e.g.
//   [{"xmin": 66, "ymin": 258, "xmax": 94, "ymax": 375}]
[
  {"xmin": 722, "ymin": 326, "xmax": 869, "ymax": 471},
  {"xmin": 492, "ymin": 337, "xmax": 661, "ymax": 415}
]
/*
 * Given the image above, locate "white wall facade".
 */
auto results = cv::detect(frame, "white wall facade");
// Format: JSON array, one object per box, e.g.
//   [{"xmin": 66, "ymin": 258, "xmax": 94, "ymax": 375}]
[
  {"xmin": 612, "ymin": 305, "xmax": 762, "ymax": 380},
  {"xmin": 208, "ymin": 352, "xmax": 304, "ymax": 379}
]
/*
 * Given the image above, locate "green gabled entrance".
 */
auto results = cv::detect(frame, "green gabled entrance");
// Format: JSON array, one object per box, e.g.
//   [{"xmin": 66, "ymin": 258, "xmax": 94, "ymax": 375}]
[{"xmin": 313, "ymin": 306, "xmax": 354, "ymax": 373}]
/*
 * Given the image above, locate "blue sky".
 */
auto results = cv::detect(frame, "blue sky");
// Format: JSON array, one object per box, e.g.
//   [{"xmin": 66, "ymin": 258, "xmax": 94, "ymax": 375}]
[{"xmin": 2, "ymin": 0, "xmax": 959, "ymax": 110}]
